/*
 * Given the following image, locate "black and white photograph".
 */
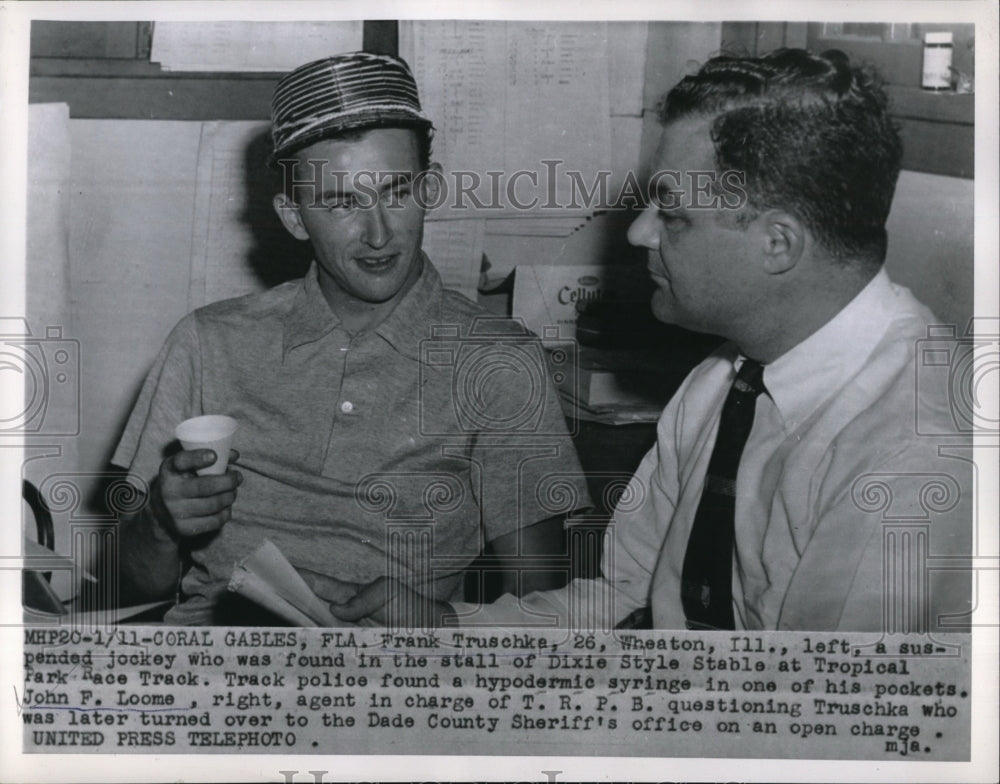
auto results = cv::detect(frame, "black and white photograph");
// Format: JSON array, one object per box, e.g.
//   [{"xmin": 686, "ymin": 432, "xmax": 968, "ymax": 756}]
[{"xmin": 1, "ymin": 1, "xmax": 997, "ymax": 782}]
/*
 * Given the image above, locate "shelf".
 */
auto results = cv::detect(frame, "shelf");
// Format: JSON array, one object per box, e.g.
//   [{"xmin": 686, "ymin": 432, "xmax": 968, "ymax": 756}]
[
  {"xmin": 888, "ymin": 86, "xmax": 974, "ymax": 125},
  {"xmin": 30, "ymin": 58, "xmax": 283, "ymax": 80}
]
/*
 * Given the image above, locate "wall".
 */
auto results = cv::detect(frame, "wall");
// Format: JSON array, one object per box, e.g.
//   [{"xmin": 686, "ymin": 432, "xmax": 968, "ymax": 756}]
[{"xmin": 885, "ymin": 170, "xmax": 975, "ymax": 328}]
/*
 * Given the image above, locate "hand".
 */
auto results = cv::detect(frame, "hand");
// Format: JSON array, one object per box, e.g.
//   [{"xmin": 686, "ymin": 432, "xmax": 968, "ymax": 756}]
[
  {"xmin": 298, "ymin": 568, "xmax": 361, "ymax": 606},
  {"xmin": 330, "ymin": 577, "xmax": 454, "ymax": 629},
  {"xmin": 150, "ymin": 449, "xmax": 243, "ymax": 540}
]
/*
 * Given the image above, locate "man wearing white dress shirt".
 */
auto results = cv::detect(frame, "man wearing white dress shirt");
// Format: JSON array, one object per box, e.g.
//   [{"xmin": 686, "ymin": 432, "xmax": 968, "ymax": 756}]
[{"xmin": 333, "ymin": 48, "xmax": 973, "ymax": 632}]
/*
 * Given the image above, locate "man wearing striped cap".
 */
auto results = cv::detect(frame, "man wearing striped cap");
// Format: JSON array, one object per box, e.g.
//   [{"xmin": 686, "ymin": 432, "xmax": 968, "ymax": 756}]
[{"xmin": 112, "ymin": 52, "xmax": 590, "ymax": 624}]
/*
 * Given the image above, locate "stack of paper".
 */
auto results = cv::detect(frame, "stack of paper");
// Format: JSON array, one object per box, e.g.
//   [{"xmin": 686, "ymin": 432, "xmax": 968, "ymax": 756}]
[{"xmin": 561, "ymin": 348, "xmax": 675, "ymax": 409}]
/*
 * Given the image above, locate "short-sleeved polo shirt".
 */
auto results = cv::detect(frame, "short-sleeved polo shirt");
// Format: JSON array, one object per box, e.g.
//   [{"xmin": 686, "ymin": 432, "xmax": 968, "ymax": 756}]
[{"xmin": 113, "ymin": 257, "xmax": 590, "ymax": 624}]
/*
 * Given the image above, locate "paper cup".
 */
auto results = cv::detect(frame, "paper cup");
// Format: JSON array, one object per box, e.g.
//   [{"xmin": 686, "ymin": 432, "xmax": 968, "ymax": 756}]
[{"xmin": 174, "ymin": 415, "xmax": 238, "ymax": 475}]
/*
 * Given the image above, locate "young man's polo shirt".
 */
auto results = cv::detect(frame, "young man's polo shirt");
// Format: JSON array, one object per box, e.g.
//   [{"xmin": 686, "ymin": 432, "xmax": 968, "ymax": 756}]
[{"xmin": 113, "ymin": 258, "xmax": 590, "ymax": 624}]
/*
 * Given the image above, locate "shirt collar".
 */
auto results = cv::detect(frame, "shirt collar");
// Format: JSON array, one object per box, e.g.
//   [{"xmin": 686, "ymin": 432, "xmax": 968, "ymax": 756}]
[
  {"xmin": 752, "ymin": 268, "xmax": 897, "ymax": 430},
  {"xmin": 282, "ymin": 254, "xmax": 442, "ymax": 362},
  {"xmin": 281, "ymin": 262, "xmax": 339, "ymax": 359},
  {"xmin": 373, "ymin": 253, "xmax": 443, "ymax": 361}
]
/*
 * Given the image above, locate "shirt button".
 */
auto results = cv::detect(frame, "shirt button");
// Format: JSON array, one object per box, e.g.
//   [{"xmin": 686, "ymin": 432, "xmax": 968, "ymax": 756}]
[{"xmin": 340, "ymin": 400, "xmax": 354, "ymax": 414}]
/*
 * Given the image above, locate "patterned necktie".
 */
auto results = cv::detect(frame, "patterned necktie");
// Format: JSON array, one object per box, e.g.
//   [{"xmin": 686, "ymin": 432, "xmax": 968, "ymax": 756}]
[{"xmin": 681, "ymin": 358, "xmax": 766, "ymax": 630}]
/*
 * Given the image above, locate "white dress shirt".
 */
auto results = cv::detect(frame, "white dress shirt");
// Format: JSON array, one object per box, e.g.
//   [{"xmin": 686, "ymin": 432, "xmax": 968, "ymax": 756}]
[{"xmin": 452, "ymin": 270, "xmax": 972, "ymax": 631}]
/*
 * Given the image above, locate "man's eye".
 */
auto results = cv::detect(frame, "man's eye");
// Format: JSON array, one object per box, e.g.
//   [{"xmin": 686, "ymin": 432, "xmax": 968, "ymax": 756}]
[
  {"xmin": 649, "ymin": 188, "xmax": 683, "ymax": 210},
  {"xmin": 388, "ymin": 185, "xmax": 412, "ymax": 203},
  {"xmin": 658, "ymin": 210, "xmax": 687, "ymax": 226},
  {"xmin": 325, "ymin": 199, "xmax": 355, "ymax": 211}
]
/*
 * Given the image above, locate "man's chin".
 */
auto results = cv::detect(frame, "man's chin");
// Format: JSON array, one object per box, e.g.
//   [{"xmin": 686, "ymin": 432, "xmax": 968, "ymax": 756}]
[
  {"xmin": 650, "ymin": 293, "xmax": 677, "ymax": 325},
  {"xmin": 355, "ymin": 286, "xmax": 405, "ymax": 305},
  {"xmin": 353, "ymin": 273, "xmax": 418, "ymax": 305}
]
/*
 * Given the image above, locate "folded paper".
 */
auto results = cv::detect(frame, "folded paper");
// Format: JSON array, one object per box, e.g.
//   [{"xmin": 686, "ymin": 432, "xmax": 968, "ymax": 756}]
[{"xmin": 228, "ymin": 539, "xmax": 355, "ymax": 627}]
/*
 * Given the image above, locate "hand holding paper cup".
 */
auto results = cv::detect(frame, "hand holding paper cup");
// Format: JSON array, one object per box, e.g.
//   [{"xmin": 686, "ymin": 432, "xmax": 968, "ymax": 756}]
[{"xmin": 175, "ymin": 415, "xmax": 239, "ymax": 475}]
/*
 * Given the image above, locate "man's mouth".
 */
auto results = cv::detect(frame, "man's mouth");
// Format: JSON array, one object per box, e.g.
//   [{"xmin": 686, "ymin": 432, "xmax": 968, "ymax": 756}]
[
  {"xmin": 356, "ymin": 254, "xmax": 399, "ymax": 272},
  {"xmin": 647, "ymin": 262, "xmax": 668, "ymax": 283}
]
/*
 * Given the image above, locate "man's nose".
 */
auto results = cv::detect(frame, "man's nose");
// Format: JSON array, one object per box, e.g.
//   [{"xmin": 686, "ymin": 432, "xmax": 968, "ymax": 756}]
[
  {"xmin": 361, "ymin": 201, "xmax": 393, "ymax": 248},
  {"xmin": 627, "ymin": 205, "xmax": 660, "ymax": 250}
]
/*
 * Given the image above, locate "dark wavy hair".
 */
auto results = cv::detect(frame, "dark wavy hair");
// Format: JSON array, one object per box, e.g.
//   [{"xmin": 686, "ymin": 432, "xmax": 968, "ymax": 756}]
[{"xmin": 661, "ymin": 48, "xmax": 902, "ymax": 265}]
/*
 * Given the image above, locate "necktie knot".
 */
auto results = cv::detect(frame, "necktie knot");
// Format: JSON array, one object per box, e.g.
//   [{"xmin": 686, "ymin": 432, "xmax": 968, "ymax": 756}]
[{"xmin": 733, "ymin": 358, "xmax": 766, "ymax": 397}]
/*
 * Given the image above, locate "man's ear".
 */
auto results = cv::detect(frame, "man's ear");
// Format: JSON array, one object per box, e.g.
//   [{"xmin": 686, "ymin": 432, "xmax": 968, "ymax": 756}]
[
  {"xmin": 759, "ymin": 209, "xmax": 805, "ymax": 274},
  {"xmin": 272, "ymin": 193, "xmax": 311, "ymax": 241},
  {"xmin": 418, "ymin": 162, "xmax": 444, "ymax": 207}
]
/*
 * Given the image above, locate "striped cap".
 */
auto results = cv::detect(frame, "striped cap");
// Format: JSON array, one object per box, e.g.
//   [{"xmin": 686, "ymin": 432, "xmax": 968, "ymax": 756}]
[{"xmin": 270, "ymin": 52, "xmax": 432, "ymax": 163}]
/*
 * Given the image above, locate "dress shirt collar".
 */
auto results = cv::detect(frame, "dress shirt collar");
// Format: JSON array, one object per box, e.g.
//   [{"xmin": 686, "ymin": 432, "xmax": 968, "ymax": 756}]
[
  {"xmin": 282, "ymin": 253, "xmax": 442, "ymax": 361},
  {"xmin": 751, "ymin": 268, "xmax": 896, "ymax": 431}
]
